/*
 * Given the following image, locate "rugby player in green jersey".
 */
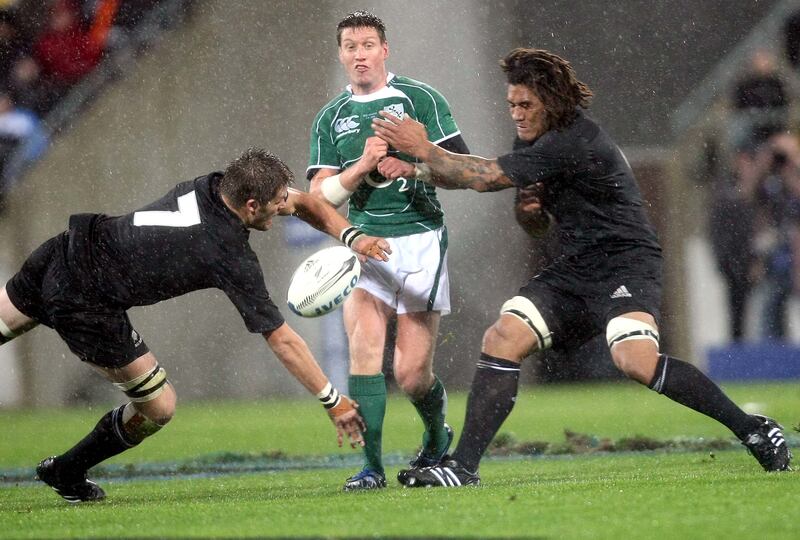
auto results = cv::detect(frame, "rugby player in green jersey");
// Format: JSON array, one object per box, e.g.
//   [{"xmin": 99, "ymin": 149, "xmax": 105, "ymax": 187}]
[{"xmin": 307, "ymin": 11, "xmax": 470, "ymax": 491}]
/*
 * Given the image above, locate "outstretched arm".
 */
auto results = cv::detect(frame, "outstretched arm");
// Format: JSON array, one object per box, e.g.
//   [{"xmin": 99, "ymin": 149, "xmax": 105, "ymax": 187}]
[
  {"xmin": 263, "ymin": 323, "xmax": 365, "ymax": 448},
  {"xmin": 371, "ymin": 112, "xmax": 515, "ymax": 192},
  {"xmin": 282, "ymin": 188, "xmax": 391, "ymax": 262}
]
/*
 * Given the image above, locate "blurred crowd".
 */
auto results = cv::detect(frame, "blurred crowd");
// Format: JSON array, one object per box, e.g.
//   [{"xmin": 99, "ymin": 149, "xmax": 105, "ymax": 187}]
[
  {"xmin": 709, "ymin": 11, "xmax": 800, "ymax": 342},
  {"xmin": 0, "ymin": 0, "xmax": 163, "ymax": 209}
]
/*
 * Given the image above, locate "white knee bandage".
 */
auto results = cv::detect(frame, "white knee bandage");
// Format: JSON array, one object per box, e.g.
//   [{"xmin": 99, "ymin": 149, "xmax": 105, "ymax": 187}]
[
  {"xmin": 606, "ymin": 316, "xmax": 659, "ymax": 349},
  {"xmin": 113, "ymin": 364, "xmax": 168, "ymax": 402},
  {"xmin": 500, "ymin": 296, "xmax": 552, "ymax": 349},
  {"xmin": 0, "ymin": 316, "xmax": 18, "ymax": 342}
]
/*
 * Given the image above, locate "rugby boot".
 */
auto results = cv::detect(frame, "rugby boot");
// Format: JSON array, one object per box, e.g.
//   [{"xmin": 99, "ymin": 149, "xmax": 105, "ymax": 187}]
[
  {"xmin": 397, "ymin": 423, "xmax": 454, "ymax": 486},
  {"xmin": 742, "ymin": 415, "xmax": 792, "ymax": 472},
  {"xmin": 402, "ymin": 457, "xmax": 480, "ymax": 488},
  {"xmin": 342, "ymin": 467, "xmax": 386, "ymax": 491},
  {"xmin": 36, "ymin": 456, "xmax": 106, "ymax": 503}
]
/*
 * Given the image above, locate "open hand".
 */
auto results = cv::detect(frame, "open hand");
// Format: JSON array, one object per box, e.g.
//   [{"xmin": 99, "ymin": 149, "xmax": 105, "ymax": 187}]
[
  {"xmin": 351, "ymin": 234, "xmax": 391, "ymax": 262},
  {"xmin": 326, "ymin": 395, "xmax": 366, "ymax": 448},
  {"xmin": 371, "ymin": 111, "xmax": 430, "ymax": 158}
]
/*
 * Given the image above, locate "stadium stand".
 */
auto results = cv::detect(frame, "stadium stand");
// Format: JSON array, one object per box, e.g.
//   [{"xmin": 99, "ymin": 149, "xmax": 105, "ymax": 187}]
[
  {"xmin": 0, "ymin": 0, "xmax": 195, "ymax": 211},
  {"xmin": 674, "ymin": 0, "xmax": 800, "ymax": 379}
]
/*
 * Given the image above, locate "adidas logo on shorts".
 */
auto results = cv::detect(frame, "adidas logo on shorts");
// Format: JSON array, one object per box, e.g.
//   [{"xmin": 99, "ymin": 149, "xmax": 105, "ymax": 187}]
[{"xmin": 610, "ymin": 285, "xmax": 632, "ymax": 299}]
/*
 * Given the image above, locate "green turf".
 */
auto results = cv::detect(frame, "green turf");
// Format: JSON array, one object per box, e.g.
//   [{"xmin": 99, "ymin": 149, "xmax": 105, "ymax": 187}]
[
  {"xmin": 1, "ymin": 381, "xmax": 798, "ymax": 538},
  {"xmin": 1, "ymin": 381, "xmax": 797, "ymax": 467},
  {"xmin": 2, "ymin": 454, "xmax": 798, "ymax": 539}
]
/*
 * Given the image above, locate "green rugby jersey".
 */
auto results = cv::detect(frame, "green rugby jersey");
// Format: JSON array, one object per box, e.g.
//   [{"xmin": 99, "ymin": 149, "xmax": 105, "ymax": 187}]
[{"xmin": 308, "ymin": 74, "xmax": 461, "ymax": 237}]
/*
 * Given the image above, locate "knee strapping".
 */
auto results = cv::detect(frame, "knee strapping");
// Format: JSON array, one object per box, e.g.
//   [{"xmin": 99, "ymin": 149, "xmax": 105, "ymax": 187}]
[
  {"xmin": 0, "ymin": 316, "xmax": 18, "ymax": 344},
  {"xmin": 500, "ymin": 296, "xmax": 552, "ymax": 349},
  {"xmin": 113, "ymin": 402, "xmax": 166, "ymax": 446},
  {"xmin": 113, "ymin": 364, "xmax": 168, "ymax": 402},
  {"xmin": 606, "ymin": 316, "xmax": 659, "ymax": 349}
]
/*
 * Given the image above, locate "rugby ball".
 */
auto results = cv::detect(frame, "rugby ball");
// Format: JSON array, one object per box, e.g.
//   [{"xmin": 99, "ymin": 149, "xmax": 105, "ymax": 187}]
[{"xmin": 287, "ymin": 246, "xmax": 361, "ymax": 317}]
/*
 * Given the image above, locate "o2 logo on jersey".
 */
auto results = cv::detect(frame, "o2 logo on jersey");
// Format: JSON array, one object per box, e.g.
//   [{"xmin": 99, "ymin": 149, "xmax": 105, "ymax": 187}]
[
  {"xmin": 365, "ymin": 170, "xmax": 394, "ymax": 188},
  {"xmin": 334, "ymin": 115, "xmax": 360, "ymax": 138},
  {"xmin": 364, "ymin": 170, "xmax": 410, "ymax": 192}
]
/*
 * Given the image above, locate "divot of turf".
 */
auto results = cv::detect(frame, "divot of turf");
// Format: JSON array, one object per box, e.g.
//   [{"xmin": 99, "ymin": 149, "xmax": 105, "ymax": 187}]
[{"xmin": 5, "ymin": 430, "xmax": 796, "ymax": 485}]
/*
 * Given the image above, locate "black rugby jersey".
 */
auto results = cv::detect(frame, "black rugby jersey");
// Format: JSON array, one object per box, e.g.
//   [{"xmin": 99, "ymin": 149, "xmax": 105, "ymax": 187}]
[
  {"xmin": 65, "ymin": 172, "xmax": 284, "ymax": 333},
  {"xmin": 498, "ymin": 110, "xmax": 661, "ymax": 262}
]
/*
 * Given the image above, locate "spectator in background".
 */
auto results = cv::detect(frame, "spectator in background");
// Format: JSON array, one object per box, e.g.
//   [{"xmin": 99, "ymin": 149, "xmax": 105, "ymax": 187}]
[
  {"xmin": 0, "ymin": 10, "xmax": 26, "ymax": 78},
  {"xmin": 753, "ymin": 132, "xmax": 800, "ymax": 340},
  {"xmin": 0, "ymin": 88, "xmax": 48, "ymax": 208},
  {"xmin": 730, "ymin": 49, "xmax": 789, "ymax": 149},
  {"xmin": 784, "ymin": 9, "xmax": 800, "ymax": 71},
  {"xmin": 33, "ymin": 0, "xmax": 118, "ymax": 106},
  {"xmin": 709, "ymin": 140, "xmax": 762, "ymax": 341},
  {"xmin": 6, "ymin": 54, "xmax": 54, "ymax": 116}
]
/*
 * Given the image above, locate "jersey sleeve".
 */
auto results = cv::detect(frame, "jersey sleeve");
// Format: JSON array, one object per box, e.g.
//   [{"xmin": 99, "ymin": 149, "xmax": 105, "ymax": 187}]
[
  {"xmin": 307, "ymin": 106, "xmax": 342, "ymax": 176},
  {"xmin": 411, "ymin": 84, "xmax": 461, "ymax": 145},
  {"xmin": 216, "ymin": 250, "xmax": 285, "ymax": 334},
  {"xmin": 497, "ymin": 135, "xmax": 573, "ymax": 188}
]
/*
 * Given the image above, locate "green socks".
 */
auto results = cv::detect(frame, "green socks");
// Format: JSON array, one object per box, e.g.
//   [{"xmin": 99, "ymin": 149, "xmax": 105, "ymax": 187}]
[
  {"xmin": 411, "ymin": 376, "xmax": 449, "ymax": 457},
  {"xmin": 349, "ymin": 373, "xmax": 387, "ymax": 475}
]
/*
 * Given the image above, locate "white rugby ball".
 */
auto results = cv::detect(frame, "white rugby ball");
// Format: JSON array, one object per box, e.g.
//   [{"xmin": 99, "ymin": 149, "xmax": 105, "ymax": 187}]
[{"xmin": 287, "ymin": 246, "xmax": 361, "ymax": 317}]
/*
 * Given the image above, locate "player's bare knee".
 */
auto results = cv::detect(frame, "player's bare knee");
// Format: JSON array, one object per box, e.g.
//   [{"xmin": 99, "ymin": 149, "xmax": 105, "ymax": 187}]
[
  {"xmin": 481, "ymin": 323, "xmax": 507, "ymax": 352},
  {"xmin": 394, "ymin": 363, "xmax": 431, "ymax": 399},
  {"xmin": 607, "ymin": 316, "xmax": 660, "ymax": 384},
  {"xmin": 0, "ymin": 289, "xmax": 37, "ymax": 345},
  {"xmin": 136, "ymin": 382, "xmax": 177, "ymax": 424}
]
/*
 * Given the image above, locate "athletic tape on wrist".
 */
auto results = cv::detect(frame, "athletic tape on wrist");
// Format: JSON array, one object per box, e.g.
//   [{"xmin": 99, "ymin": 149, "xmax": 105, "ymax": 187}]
[
  {"xmin": 339, "ymin": 226, "xmax": 365, "ymax": 248},
  {"xmin": 320, "ymin": 173, "xmax": 353, "ymax": 207},
  {"xmin": 316, "ymin": 382, "xmax": 333, "ymax": 399},
  {"xmin": 318, "ymin": 384, "xmax": 341, "ymax": 409}
]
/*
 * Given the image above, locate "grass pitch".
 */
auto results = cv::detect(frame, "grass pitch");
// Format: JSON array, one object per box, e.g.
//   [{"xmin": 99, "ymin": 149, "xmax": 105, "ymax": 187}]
[{"xmin": 1, "ymin": 381, "xmax": 798, "ymax": 538}]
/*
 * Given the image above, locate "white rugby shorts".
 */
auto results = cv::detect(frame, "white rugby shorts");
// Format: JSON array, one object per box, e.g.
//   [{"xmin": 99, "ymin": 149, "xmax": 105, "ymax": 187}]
[{"xmin": 356, "ymin": 227, "xmax": 450, "ymax": 315}]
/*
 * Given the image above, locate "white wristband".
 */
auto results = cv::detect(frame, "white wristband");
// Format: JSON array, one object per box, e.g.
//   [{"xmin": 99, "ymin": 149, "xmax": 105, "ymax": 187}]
[
  {"xmin": 320, "ymin": 173, "xmax": 354, "ymax": 207},
  {"xmin": 316, "ymin": 382, "xmax": 333, "ymax": 399},
  {"xmin": 339, "ymin": 226, "xmax": 365, "ymax": 248}
]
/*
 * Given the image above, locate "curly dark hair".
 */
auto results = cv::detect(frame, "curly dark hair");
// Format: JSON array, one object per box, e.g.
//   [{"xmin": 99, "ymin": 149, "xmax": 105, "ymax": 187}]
[
  {"xmin": 220, "ymin": 148, "xmax": 293, "ymax": 207},
  {"xmin": 500, "ymin": 48, "xmax": 593, "ymax": 131},
  {"xmin": 336, "ymin": 10, "xmax": 386, "ymax": 45}
]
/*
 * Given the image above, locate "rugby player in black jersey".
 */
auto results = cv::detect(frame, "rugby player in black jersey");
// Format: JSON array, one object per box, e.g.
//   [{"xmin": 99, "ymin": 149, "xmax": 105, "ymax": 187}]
[
  {"xmin": 373, "ymin": 48, "xmax": 792, "ymax": 487},
  {"xmin": 0, "ymin": 148, "xmax": 390, "ymax": 502}
]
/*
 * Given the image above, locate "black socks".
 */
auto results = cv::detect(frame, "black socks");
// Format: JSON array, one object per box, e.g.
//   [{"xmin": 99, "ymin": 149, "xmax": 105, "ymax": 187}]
[
  {"xmin": 649, "ymin": 354, "xmax": 760, "ymax": 440},
  {"xmin": 55, "ymin": 405, "xmax": 137, "ymax": 475},
  {"xmin": 452, "ymin": 353, "xmax": 521, "ymax": 472}
]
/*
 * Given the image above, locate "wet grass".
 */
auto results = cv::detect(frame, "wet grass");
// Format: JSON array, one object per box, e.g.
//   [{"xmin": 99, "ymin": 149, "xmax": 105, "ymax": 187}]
[{"xmin": 1, "ymin": 381, "xmax": 798, "ymax": 538}]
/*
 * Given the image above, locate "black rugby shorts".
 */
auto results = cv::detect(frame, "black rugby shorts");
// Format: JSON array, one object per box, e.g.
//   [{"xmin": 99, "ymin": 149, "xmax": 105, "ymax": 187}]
[
  {"xmin": 517, "ymin": 249, "xmax": 662, "ymax": 351},
  {"xmin": 6, "ymin": 233, "xmax": 149, "ymax": 368}
]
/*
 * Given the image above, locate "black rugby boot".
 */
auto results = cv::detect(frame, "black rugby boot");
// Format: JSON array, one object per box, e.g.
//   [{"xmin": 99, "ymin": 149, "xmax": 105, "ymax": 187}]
[
  {"xmin": 741, "ymin": 415, "xmax": 792, "ymax": 472},
  {"xmin": 36, "ymin": 456, "xmax": 106, "ymax": 503}
]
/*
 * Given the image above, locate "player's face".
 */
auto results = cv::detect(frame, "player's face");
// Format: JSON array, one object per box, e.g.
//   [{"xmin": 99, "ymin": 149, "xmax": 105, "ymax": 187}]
[
  {"xmin": 249, "ymin": 188, "xmax": 288, "ymax": 231},
  {"xmin": 507, "ymin": 84, "xmax": 547, "ymax": 142},
  {"xmin": 338, "ymin": 26, "xmax": 388, "ymax": 95}
]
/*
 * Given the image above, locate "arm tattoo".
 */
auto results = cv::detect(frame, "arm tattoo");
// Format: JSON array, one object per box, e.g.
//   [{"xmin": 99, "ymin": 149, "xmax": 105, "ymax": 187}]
[{"xmin": 422, "ymin": 144, "xmax": 513, "ymax": 192}]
